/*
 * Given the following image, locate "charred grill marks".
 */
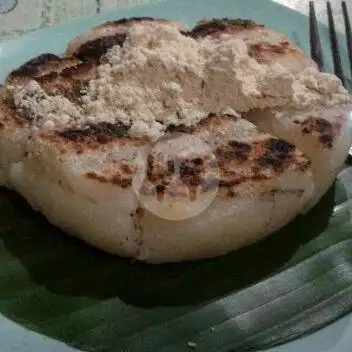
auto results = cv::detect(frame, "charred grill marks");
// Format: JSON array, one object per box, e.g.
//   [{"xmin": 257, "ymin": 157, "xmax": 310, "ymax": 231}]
[
  {"xmin": 61, "ymin": 62, "xmax": 95, "ymax": 78},
  {"xmin": 81, "ymin": 135, "xmax": 309, "ymax": 191},
  {"xmin": 144, "ymin": 153, "xmax": 216, "ymax": 196},
  {"xmin": 301, "ymin": 117, "xmax": 335, "ymax": 148},
  {"xmin": 165, "ymin": 124, "xmax": 193, "ymax": 133},
  {"xmin": 86, "ymin": 171, "xmax": 132, "ymax": 188},
  {"xmin": 33, "ymin": 62, "xmax": 96, "ymax": 102},
  {"xmin": 103, "ymin": 17, "xmax": 156, "ymax": 26},
  {"xmin": 189, "ymin": 18, "xmax": 261, "ymax": 38},
  {"xmin": 216, "ymin": 141, "xmax": 252, "ymax": 164},
  {"xmin": 258, "ymin": 138, "xmax": 295, "ymax": 171},
  {"xmin": 248, "ymin": 41, "xmax": 293, "ymax": 62},
  {"xmin": 10, "ymin": 53, "xmax": 61, "ymax": 77},
  {"xmin": 179, "ymin": 158, "xmax": 206, "ymax": 187},
  {"xmin": 74, "ymin": 33, "xmax": 127, "ymax": 61},
  {"xmin": 59, "ymin": 122, "xmax": 131, "ymax": 142}
]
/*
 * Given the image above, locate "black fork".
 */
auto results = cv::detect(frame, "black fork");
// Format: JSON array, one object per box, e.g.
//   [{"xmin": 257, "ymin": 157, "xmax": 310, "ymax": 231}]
[{"xmin": 309, "ymin": 1, "xmax": 352, "ymax": 163}]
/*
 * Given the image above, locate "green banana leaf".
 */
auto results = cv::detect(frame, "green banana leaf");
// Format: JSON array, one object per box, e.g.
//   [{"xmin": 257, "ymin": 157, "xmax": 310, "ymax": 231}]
[{"xmin": 0, "ymin": 163, "xmax": 351, "ymax": 352}]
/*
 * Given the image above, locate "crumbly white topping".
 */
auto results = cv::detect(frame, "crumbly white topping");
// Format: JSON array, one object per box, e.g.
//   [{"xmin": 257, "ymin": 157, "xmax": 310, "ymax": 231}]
[
  {"xmin": 11, "ymin": 22, "xmax": 352, "ymax": 140},
  {"xmin": 12, "ymin": 81, "xmax": 82, "ymax": 131}
]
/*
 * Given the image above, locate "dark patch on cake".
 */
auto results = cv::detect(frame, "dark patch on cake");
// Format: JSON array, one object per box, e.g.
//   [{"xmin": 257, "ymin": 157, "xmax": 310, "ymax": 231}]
[
  {"xmin": 189, "ymin": 18, "xmax": 261, "ymax": 38},
  {"xmin": 36, "ymin": 62, "xmax": 96, "ymax": 101},
  {"xmin": 258, "ymin": 138, "xmax": 295, "ymax": 171},
  {"xmin": 301, "ymin": 116, "xmax": 335, "ymax": 149},
  {"xmin": 74, "ymin": 33, "xmax": 127, "ymax": 61},
  {"xmin": 215, "ymin": 140, "xmax": 252, "ymax": 164},
  {"xmin": 248, "ymin": 41, "xmax": 297, "ymax": 63},
  {"xmin": 59, "ymin": 121, "xmax": 131, "ymax": 143},
  {"xmin": 99, "ymin": 17, "xmax": 156, "ymax": 27},
  {"xmin": 9, "ymin": 53, "xmax": 61, "ymax": 77},
  {"xmin": 165, "ymin": 123, "xmax": 194, "ymax": 133},
  {"xmin": 86, "ymin": 171, "xmax": 132, "ymax": 188}
]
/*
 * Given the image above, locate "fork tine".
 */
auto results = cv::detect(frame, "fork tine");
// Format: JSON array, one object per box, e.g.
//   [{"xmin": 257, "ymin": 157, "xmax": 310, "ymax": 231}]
[
  {"xmin": 327, "ymin": 1, "xmax": 346, "ymax": 87},
  {"xmin": 309, "ymin": 1, "xmax": 325, "ymax": 71},
  {"xmin": 342, "ymin": 1, "xmax": 352, "ymax": 77}
]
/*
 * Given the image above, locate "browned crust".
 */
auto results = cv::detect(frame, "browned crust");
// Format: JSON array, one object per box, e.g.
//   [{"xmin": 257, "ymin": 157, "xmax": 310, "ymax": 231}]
[
  {"xmin": 52, "ymin": 113, "xmax": 239, "ymax": 153},
  {"xmin": 165, "ymin": 123, "xmax": 194, "ymax": 134},
  {"xmin": 3, "ymin": 60, "xmax": 96, "ymax": 125},
  {"xmin": 73, "ymin": 33, "xmax": 127, "ymax": 62},
  {"xmin": 34, "ymin": 109, "xmax": 312, "ymax": 189},
  {"xmin": 248, "ymin": 41, "xmax": 302, "ymax": 63},
  {"xmin": 295, "ymin": 116, "xmax": 341, "ymax": 149},
  {"xmin": 86, "ymin": 161, "xmax": 134, "ymax": 188},
  {"xmin": 166, "ymin": 113, "xmax": 239, "ymax": 134},
  {"xmin": 60, "ymin": 61, "xmax": 95, "ymax": 78},
  {"xmin": 40, "ymin": 123, "xmax": 146, "ymax": 155},
  {"xmin": 59, "ymin": 121, "xmax": 131, "ymax": 143},
  {"xmin": 5, "ymin": 55, "xmax": 89, "ymax": 108},
  {"xmin": 215, "ymin": 137, "xmax": 310, "ymax": 188},
  {"xmin": 86, "ymin": 171, "xmax": 132, "ymax": 188},
  {"xmin": 8, "ymin": 54, "xmax": 62, "ymax": 78},
  {"xmin": 81, "ymin": 135, "xmax": 310, "ymax": 190},
  {"xmin": 35, "ymin": 62, "xmax": 97, "ymax": 101},
  {"xmin": 70, "ymin": 17, "xmax": 188, "ymax": 62},
  {"xmin": 142, "ymin": 153, "xmax": 217, "ymax": 196},
  {"xmin": 187, "ymin": 18, "xmax": 263, "ymax": 39},
  {"xmin": 215, "ymin": 140, "xmax": 252, "ymax": 164},
  {"xmin": 6, "ymin": 56, "xmax": 82, "ymax": 87},
  {"xmin": 94, "ymin": 17, "xmax": 188, "ymax": 32},
  {"xmin": 257, "ymin": 138, "xmax": 296, "ymax": 171},
  {"xmin": 95, "ymin": 17, "xmax": 157, "ymax": 29}
]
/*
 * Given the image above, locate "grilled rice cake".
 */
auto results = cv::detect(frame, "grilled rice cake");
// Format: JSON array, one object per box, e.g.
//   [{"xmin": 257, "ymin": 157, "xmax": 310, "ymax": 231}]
[
  {"xmin": 9, "ymin": 114, "xmax": 314, "ymax": 263},
  {"xmin": 0, "ymin": 17, "xmax": 350, "ymax": 263}
]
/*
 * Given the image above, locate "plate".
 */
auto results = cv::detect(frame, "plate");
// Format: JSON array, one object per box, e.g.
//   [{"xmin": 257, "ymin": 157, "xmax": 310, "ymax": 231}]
[{"xmin": 0, "ymin": 0, "xmax": 351, "ymax": 351}]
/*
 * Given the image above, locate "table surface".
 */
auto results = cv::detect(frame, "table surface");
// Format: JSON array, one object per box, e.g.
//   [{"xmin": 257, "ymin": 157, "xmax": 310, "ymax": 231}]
[{"xmin": 0, "ymin": 0, "xmax": 352, "ymax": 41}]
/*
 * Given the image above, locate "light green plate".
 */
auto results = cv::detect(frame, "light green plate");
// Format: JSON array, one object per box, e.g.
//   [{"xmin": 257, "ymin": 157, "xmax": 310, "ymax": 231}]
[{"xmin": 0, "ymin": 0, "xmax": 351, "ymax": 351}]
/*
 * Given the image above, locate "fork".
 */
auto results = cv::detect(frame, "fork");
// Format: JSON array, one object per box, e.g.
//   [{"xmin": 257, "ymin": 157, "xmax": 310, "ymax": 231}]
[{"xmin": 309, "ymin": 1, "xmax": 352, "ymax": 163}]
